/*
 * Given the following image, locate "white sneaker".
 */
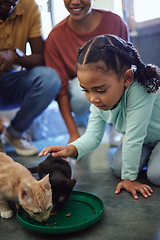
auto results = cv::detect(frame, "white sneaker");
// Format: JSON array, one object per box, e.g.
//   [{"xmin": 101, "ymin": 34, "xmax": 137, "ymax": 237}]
[{"xmin": 1, "ymin": 128, "xmax": 38, "ymax": 156}]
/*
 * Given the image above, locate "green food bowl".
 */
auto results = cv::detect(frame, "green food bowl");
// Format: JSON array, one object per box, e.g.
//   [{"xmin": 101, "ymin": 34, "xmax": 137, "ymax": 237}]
[{"xmin": 17, "ymin": 190, "xmax": 104, "ymax": 234}]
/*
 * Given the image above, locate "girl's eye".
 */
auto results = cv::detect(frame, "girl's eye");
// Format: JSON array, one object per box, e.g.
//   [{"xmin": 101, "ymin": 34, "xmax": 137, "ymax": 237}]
[
  {"xmin": 81, "ymin": 89, "xmax": 89, "ymax": 92},
  {"xmin": 97, "ymin": 90, "xmax": 106, "ymax": 94},
  {"xmin": 81, "ymin": 89, "xmax": 106, "ymax": 94}
]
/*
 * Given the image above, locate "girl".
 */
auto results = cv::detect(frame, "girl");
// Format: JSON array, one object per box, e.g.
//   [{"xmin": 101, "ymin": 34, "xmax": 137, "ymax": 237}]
[{"xmin": 39, "ymin": 34, "xmax": 160, "ymax": 200}]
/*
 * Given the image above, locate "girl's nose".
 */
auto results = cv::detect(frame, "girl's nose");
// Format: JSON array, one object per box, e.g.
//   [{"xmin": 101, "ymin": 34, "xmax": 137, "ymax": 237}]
[{"xmin": 89, "ymin": 94, "xmax": 100, "ymax": 104}]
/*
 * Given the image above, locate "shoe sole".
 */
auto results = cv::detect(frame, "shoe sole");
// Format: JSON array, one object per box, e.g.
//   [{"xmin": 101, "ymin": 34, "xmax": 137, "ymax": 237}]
[
  {"xmin": 14, "ymin": 147, "xmax": 38, "ymax": 157},
  {"xmin": 2, "ymin": 132, "xmax": 38, "ymax": 156}
]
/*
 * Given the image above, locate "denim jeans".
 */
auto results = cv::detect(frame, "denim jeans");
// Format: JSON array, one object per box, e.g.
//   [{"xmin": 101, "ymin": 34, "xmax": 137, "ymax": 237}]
[
  {"xmin": 0, "ymin": 66, "xmax": 61, "ymax": 137},
  {"xmin": 111, "ymin": 141, "xmax": 160, "ymax": 186},
  {"xmin": 68, "ymin": 77, "xmax": 91, "ymax": 126}
]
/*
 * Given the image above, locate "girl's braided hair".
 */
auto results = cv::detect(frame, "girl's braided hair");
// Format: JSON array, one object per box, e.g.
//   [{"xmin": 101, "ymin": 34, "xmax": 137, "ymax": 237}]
[{"xmin": 77, "ymin": 34, "xmax": 160, "ymax": 93}]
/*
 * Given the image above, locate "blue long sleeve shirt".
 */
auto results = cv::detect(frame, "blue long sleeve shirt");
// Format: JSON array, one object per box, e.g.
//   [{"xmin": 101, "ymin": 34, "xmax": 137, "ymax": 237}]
[{"xmin": 71, "ymin": 80, "xmax": 160, "ymax": 180}]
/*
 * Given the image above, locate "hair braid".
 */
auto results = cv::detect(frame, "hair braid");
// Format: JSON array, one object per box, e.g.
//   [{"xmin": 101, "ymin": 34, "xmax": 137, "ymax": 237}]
[
  {"xmin": 77, "ymin": 34, "xmax": 160, "ymax": 93},
  {"xmin": 128, "ymin": 44, "xmax": 160, "ymax": 92},
  {"xmin": 105, "ymin": 45, "xmax": 135, "ymax": 64}
]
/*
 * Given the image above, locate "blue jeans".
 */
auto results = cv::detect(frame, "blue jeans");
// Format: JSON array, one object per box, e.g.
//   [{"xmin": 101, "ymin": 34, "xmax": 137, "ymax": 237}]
[
  {"xmin": 111, "ymin": 141, "xmax": 160, "ymax": 186},
  {"xmin": 68, "ymin": 77, "xmax": 90, "ymax": 126},
  {"xmin": 0, "ymin": 66, "xmax": 61, "ymax": 137}
]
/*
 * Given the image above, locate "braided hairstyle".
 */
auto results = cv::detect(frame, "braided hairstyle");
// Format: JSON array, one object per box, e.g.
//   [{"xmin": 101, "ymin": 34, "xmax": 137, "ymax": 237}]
[{"xmin": 77, "ymin": 34, "xmax": 160, "ymax": 93}]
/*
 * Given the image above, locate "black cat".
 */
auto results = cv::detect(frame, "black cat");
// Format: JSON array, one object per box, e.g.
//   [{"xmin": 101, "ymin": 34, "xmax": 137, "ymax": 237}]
[{"xmin": 29, "ymin": 155, "xmax": 76, "ymax": 212}]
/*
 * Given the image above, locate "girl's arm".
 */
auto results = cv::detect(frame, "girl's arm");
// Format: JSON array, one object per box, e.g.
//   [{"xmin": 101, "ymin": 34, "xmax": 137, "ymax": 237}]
[
  {"xmin": 116, "ymin": 83, "xmax": 156, "ymax": 199},
  {"xmin": 121, "ymin": 83, "xmax": 157, "ymax": 181},
  {"xmin": 39, "ymin": 104, "xmax": 106, "ymax": 160},
  {"xmin": 70, "ymin": 104, "xmax": 106, "ymax": 160}
]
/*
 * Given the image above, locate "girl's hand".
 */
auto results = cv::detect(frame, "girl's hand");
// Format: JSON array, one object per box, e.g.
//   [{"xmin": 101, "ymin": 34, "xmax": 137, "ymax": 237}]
[
  {"xmin": 115, "ymin": 180, "xmax": 153, "ymax": 199},
  {"xmin": 38, "ymin": 144, "xmax": 78, "ymax": 159}
]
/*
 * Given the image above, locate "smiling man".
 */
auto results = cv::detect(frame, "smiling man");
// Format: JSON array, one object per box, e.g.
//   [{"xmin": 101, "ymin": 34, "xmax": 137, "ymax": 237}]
[{"xmin": 0, "ymin": 0, "xmax": 61, "ymax": 156}]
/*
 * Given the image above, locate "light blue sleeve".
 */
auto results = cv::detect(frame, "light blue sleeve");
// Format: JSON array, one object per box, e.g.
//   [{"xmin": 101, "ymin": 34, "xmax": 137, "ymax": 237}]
[
  {"xmin": 70, "ymin": 105, "xmax": 106, "ymax": 160},
  {"xmin": 121, "ymin": 83, "xmax": 157, "ymax": 180}
]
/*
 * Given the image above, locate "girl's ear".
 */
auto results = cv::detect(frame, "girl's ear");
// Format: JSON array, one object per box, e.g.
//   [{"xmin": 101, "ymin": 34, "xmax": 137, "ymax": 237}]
[{"xmin": 123, "ymin": 69, "xmax": 134, "ymax": 87}]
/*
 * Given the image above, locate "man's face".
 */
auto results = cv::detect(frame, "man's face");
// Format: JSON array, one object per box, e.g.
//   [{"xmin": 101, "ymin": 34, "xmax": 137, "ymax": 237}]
[{"xmin": 0, "ymin": 0, "xmax": 19, "ymax": 19}]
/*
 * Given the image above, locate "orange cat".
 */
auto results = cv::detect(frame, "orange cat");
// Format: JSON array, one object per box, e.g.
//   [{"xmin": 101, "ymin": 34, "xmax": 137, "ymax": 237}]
[{"xmin": 0, "ymin": 152, "xmax": 52, "ymax": 222}]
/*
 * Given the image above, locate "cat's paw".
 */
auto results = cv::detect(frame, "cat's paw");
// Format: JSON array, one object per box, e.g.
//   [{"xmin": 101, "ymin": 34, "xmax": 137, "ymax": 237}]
[{"xmin": 1, "ymin": 210, "xmax": 13, "ymax": 219}]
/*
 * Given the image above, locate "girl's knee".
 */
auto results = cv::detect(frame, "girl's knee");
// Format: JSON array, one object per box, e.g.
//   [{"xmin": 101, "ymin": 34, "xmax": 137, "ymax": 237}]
[
  {"xmin": 110, "ymin": 159, "xmax": 121, "ymax": 178},
  {"xmin": 110, "ymin": 144, "xmax": 122, "ymax": 178},
  {"xmin": 146, "ymin": 142, "xmax": 160, "ymax": 186},
  {"xmin": 147, "ymin": 168, "xmax": 160, "ymax": 186}
]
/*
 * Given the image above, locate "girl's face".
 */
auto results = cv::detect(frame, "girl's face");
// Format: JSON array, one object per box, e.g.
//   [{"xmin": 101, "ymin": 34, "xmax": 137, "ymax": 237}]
[
  {"xmin": 64, "ymin": 0, "xmax": 94, "ymax": 21},
  {"xmin": 77, "ymin": 64, "xmax": 126, "ymax": 111}
]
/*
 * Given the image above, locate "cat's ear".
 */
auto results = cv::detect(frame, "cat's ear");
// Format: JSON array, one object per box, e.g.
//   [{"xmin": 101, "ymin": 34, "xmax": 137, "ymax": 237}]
[
  {"xmin": 40, "ymin": 174, "xmax": 51, "ymax": 194},
  {"xmin": 71, "ymin": 179, "xmax": 76, "ymax": 187},
  {"xmin": 66, "ymin": 179, "xmax": 76, "ymax": 188},
  {"xmin": 19, "ymin": 183, "xmax": 32, "ymax": 203}
]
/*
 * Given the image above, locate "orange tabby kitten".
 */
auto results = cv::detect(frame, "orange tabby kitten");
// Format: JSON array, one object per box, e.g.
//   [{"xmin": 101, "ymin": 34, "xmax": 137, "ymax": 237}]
[{"xmin": 0, "ymin": 152, "xmax": 52, "ymax": 222}]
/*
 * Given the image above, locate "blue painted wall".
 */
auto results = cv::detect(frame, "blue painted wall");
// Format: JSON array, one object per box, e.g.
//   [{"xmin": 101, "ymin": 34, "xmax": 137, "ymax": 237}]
[{"xmin": 131, "ymin": 24, "xmax": 160, "ymax": 67}]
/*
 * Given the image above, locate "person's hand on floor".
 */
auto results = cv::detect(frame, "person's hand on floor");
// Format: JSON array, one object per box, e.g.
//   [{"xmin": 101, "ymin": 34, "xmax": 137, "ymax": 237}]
[{"xmin": 115, "ymin": 180, "xmax": 153, "ymax": 199}]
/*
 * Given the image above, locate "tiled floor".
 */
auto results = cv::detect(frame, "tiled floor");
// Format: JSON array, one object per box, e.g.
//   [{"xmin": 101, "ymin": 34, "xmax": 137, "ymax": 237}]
[{"xmin": 1, "ymin": 131, "xmax": 160, "ymax": 240}]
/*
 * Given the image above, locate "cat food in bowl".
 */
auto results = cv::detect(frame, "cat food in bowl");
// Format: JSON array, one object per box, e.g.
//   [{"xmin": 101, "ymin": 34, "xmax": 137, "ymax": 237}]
[{"xmin": 17, "ymin": 190, "xmax": 104, "ymax": 234}]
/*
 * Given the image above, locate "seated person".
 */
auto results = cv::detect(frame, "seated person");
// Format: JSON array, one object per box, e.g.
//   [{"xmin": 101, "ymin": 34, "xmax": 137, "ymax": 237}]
[
  {"xmin": 0, "ymin": 0, "xmax": 61, "ymax": 156},
  {"xmin": 45, "ymin": 0, "xmax": 129, "ymax": 144}
]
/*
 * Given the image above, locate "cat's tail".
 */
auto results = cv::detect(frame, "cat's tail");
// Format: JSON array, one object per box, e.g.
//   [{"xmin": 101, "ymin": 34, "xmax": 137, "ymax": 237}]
[{"xmin": 28, "ymin": 166, "xmax": 38, "ymax": 173}]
